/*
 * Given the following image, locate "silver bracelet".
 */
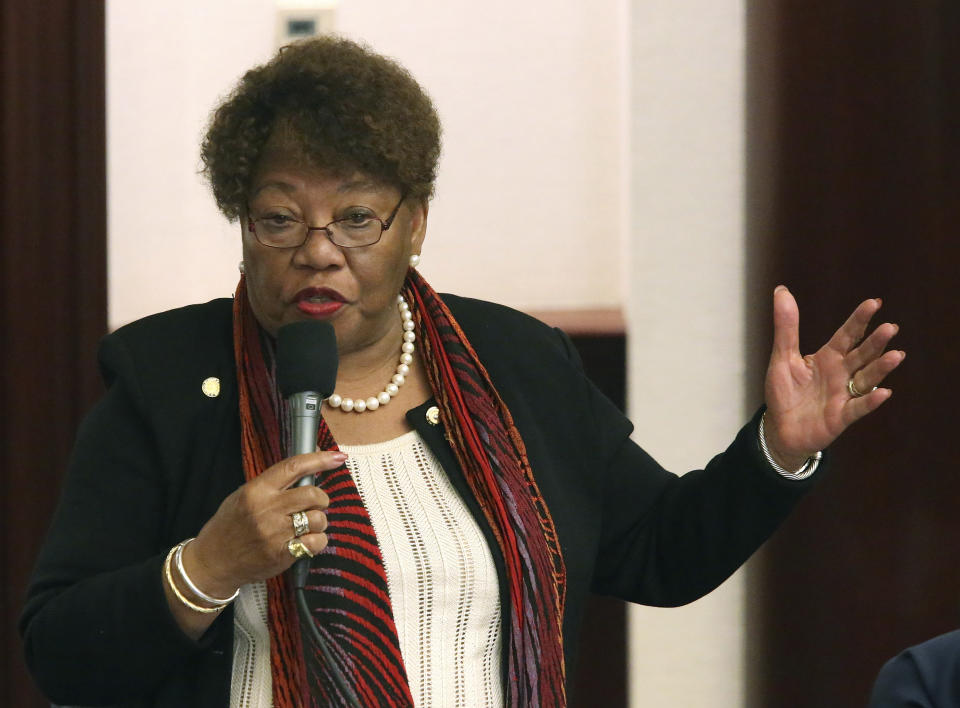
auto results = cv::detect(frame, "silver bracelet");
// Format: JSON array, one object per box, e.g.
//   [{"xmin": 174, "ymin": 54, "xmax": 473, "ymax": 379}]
[
  {"xmin": 164, "ymin": 545, "xmax": 224, "ymax": 614},
  {"xmin": 174, "ymin": 538, "xmax": 239, "ymax": 606},
  {"xmin": 758, "ymin": 413, "xmax": 822, "ymax": 481}
]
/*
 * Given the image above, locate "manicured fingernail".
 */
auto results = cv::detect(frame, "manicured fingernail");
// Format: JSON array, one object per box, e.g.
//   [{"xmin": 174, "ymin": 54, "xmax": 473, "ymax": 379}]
[
  {"xmin": 332, "ymin": 452, "xmax": 348, "ymax": 461},
  {"xmin": 875, "ymin": 297, "xmax": 882, "ymax": 306},
  {"xmin": 774, "ymin": 285, "xmax": 787, "ymax": 295}
]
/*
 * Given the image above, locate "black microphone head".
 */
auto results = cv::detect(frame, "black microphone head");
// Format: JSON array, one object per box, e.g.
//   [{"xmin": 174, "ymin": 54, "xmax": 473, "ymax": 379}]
[{"xmin": 276, "ymin": 321, "xmax": 338, "ymax": 398}]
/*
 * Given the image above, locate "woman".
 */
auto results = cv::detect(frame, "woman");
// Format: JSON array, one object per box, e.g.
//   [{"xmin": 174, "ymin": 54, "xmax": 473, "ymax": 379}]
[{"xmin": 20, "ymin": 36, "xmax": 903, "ymax": 707}]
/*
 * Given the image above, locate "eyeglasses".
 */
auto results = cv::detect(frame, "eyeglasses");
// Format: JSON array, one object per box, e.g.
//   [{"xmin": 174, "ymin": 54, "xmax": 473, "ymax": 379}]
[{"xmin": 247, "ymin": 194, "xmax": 406, "ymax": 249}]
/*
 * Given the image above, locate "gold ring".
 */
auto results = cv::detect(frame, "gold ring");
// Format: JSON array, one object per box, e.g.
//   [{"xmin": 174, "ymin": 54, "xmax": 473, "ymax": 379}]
[
  {"xmin": 847, "ymin": 378, "xmax": 877, "ymax": 398},
  {"xmin": 292, "ymin": 510, "xmax": 310, "ymax": 537},
  {"xmin": 287, "ymin": 538, "xmax": 313, "ymax": 559}
]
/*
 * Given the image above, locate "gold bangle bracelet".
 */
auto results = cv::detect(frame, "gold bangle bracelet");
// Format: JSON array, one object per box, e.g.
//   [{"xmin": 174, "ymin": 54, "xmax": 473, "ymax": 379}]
[{"xmin": 164, "ymin": 544, "xmax": 225, "ymax": 614}]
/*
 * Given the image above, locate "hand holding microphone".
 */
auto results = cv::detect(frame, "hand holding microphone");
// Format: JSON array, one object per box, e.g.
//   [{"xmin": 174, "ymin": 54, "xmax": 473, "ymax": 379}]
[{"xmin": 178, "ymin": 321, "xmax": 339, "ymax": 598}]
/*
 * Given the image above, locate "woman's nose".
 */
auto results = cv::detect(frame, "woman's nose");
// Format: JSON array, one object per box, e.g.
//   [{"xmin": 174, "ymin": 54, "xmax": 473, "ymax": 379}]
[{"xmin": 293, "ymin": 227, "xmax": 346, "ymax": 269}]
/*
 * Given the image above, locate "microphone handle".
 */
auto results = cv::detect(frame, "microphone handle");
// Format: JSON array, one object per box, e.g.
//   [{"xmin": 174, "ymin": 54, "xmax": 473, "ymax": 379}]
[
  {"xmin": 287, "ymin": 391, "xmax": 322, "ymax": 589},
  {"xmin": 289, "ymin": 391, "xmax": 323, "ymax": 459}
]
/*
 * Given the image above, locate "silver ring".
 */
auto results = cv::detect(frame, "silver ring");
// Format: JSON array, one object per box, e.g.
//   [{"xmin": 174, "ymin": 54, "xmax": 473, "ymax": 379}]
[
  {"xmin": 292, "ymin": 510, "xmax": 310, "ymax": 538},
  {"xmin": 847, "ymin": 378, "xmax": 877, "ymax": 398},
  {"xmin": 287, "ymin": 538, "xmax": 313, "ymax": 559}
]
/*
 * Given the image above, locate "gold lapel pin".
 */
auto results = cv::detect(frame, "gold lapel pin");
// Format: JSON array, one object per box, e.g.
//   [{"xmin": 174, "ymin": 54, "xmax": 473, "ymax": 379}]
[
  {"xmin": 426, "ymin": 406, "xmax": 440, "ymax": 425},
  {"xmin": 201, "ymin": 377, "xmax": 221, "ymax": 398}
]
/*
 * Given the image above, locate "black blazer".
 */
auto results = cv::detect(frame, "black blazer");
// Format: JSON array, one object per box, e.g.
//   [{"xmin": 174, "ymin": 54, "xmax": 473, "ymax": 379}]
[
  {"xmin": 21, "ymin": 295, "xmax": 818, "ymax": 706},
  {"xmin": 870, "ymin": 629, "xmax": 960, "ymax": 707}
]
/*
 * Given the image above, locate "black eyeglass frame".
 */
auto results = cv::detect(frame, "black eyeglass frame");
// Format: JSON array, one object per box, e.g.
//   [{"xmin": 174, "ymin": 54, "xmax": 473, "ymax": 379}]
[{"xmin": 247, "ymin": 193, "xmax": 407, "ymax": 250}]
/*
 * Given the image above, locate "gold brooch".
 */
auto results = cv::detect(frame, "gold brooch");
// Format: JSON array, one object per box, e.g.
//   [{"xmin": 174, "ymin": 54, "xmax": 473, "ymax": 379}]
[
  {"xmin": 201, "ymin": 377, "xmax": 221, "ymax": 398},
  {"xmin": 426, "ymin": 406, "xmax": 440, "ymax": 425}
]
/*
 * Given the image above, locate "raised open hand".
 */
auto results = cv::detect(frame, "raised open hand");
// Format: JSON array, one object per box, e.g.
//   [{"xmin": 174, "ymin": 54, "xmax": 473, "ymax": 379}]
[{"xmin": 762, "ymin": 286, "xmax": 905, "ymax": 469}]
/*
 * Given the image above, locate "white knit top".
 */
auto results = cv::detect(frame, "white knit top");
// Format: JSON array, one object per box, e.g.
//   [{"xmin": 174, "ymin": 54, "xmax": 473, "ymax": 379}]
[{"xmin": 230, "ymin": 430, "xmax": 504, "ymax": 708}]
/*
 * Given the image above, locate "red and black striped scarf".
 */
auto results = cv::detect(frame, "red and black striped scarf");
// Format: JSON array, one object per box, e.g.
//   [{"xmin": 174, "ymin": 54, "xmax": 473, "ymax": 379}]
[{"xmin": 233, "ymin": 271, "xmax": 567, "ymax": 707}]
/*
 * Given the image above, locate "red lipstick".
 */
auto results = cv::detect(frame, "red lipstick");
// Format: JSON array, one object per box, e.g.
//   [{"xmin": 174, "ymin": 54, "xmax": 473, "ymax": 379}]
[{"xmin": 294, "ymin": 287, "xmax": 346, "ymax": 318}]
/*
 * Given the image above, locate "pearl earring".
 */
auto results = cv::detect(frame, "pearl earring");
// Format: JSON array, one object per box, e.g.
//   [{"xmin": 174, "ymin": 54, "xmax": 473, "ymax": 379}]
[
  {"xmin": 238, "ymin": 261, "xmax": 245, "ymax": 274},
  {"xmin": 409, "ymin": 254, "xmax": 421, "ymax": 268}
]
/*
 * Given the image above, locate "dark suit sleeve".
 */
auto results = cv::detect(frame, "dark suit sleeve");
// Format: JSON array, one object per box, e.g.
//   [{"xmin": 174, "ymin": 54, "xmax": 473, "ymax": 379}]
[
  {"xmin": 549, "ymin": 327, "xmax": 819, "ymax": 607},
  {"xmin": 19, "ymin": 333, "xmax": 219, "ymax": 705}
]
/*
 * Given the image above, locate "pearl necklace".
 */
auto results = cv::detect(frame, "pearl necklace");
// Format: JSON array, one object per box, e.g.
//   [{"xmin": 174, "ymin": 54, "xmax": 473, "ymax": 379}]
[{"xmin": 325, "ymin": 295, "xmax": 415, "ymax": 413}]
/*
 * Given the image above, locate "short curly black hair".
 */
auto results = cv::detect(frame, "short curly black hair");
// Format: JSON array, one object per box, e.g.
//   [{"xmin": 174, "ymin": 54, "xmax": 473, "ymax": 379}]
[{"xmin": 201, "ymin": 36, "xmax": 442, "ymax": 221}]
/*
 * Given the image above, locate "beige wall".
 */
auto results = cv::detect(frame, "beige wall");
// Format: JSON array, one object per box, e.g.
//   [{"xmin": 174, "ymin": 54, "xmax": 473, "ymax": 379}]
[
  {"xmin": 106, "ymin": 0, "xmax": 625, "ymax": 330},
  {"xmin": 626, "ymin": 1, "xmax": 746, "ymax": 705},
  {"xmin": 107, "ymin": 0, "xmax": 747, "ymax": 704}
]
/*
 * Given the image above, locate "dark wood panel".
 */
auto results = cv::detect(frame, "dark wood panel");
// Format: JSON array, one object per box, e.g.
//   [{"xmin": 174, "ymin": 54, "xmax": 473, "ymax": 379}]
[
  {"xmin": 746, "ymin": 2, "xmax": 959, "ymax": 705},
  {"xmin": 0, "ymin": 2, "xmax": 107, "ymax": 705},
  {"xmin": 565, "ymin": 332, "xmax": 628, "ymax": 707}
]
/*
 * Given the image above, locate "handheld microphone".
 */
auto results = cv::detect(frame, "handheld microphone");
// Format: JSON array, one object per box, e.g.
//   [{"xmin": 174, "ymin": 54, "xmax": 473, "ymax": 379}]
[
  {"xmin": 276, "ymin": 321, "xmax": 359, "ymax": 707},
  {"xmin": 276, "ymin": 320, "xmax": 338, "ymax": 590}
]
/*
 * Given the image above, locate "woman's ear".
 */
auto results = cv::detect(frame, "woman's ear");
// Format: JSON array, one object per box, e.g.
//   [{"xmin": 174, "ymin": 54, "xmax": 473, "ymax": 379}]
[
  {"xmin": 239, "ymin": 209, "xmax": 254, "ymax": 262},
  {"xmin": 239, "ymin": 208, "xmax": 251, "ymax": 239},
  {"xmin": 408, "ymin": 198, "xmax": 429, "ymax": 254}
]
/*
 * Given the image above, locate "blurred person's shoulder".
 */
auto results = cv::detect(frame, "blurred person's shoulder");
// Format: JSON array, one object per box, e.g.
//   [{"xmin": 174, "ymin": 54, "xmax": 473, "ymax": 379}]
[{"xmin": 870, "ymin": 629, "xmax": 960, "ymax": 708}]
